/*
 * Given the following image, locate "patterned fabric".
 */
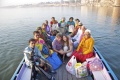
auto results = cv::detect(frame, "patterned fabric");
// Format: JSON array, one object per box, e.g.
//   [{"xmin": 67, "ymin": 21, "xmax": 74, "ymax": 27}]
[{"xmin": 52, "ymin": 39, "xmax": 63, "ymax": 51}]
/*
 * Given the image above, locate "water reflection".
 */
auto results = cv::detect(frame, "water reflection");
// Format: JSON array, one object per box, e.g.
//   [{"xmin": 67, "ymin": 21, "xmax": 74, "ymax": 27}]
[
  {"xmin": 97, "ymin": 7, "xmax": 108, "ymax": 24},
  {"xmin": 80, "ymin": 6, "xmax": 88, "ymax": 18},
  {"xmin": 112, "ymin": 7, "xmax": 120, "ymax": 24}
]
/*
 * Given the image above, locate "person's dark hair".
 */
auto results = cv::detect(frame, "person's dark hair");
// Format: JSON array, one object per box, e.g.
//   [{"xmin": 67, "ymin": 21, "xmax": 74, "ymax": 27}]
[
  {"xmin": 36, "ymin": 27, "xmax": 42, "ymax": 31},
  {"xmin": 51, "ymin": 17, "xmax": 55, "ymax": 19},
  {"xmin": 45, "ymin": 20, "xmax": 48, "ymax": 22},
  {"xmin": 63, "ymin": 34, "xmax": 69, "ymax": 46},
  {"xmin": 78, "ymin": 22, "xmax": 83, "ymax": 26},
  {"xmin": 33, "ymin": 31, "xmax": 39, "ymax": 35},
  {"xmin": 42, "ymin": 23, "xmax": 46, "ymax": 27},
  {"xmin": 51, "ymin": 30, "xmax": 59, "ymax": 36},
  {"xmin": 29, "ymin": 38, "xmax": 35, "ymax": 43},
  {"xmin": 56, "ymin": 33, "xmax": 62, "ymax": 38},
  {"xmin": 69, "ymin": 17, "xmax": 74, "ymax": 20},
  {"xmin": 75, "ymin": 19, "xmax": 80, "ymax": 22}
]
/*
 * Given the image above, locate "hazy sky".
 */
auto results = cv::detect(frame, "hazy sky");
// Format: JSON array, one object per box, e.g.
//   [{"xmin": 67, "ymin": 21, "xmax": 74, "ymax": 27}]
[{"xmin": 0, "ymin": 0, "xmax": 61, "ymax": 6}]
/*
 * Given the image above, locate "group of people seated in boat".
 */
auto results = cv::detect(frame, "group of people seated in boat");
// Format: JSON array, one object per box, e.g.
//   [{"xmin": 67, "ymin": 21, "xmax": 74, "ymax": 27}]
[{"xmin": 23, "ymin": 17, "xmax": 94, "ymax": 73}]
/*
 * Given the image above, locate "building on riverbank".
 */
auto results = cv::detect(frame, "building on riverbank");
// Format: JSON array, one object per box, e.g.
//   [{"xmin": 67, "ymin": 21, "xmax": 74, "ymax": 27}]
[{"xmin": 1, "ymin": 0, "xmax": 119, "ymax": 8}]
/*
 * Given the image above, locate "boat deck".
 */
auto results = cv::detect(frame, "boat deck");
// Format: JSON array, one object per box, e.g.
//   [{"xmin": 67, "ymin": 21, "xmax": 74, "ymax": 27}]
[
  {"xmin": 55, "ymin": 57, "xmax": 93, "ymax": 80},
  {"xmin": 39, "ymin": 57, "xmax": 93, "ymax": 80},
  {"xmin": 11, "ymin": 47, "xmax": 118, "ymax": 80}
]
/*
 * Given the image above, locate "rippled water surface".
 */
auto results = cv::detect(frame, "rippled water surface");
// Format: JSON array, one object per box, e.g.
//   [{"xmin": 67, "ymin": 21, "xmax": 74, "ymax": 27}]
[{"xmin": 0, "ymin": 6, "xmax": 120, "ymax": 80}]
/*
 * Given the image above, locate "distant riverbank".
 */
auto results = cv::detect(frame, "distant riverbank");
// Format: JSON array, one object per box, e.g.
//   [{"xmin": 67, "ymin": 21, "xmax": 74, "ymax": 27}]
[{"xmin": 0, "ymin": 1, "xmax": 116, "ymax": 8}]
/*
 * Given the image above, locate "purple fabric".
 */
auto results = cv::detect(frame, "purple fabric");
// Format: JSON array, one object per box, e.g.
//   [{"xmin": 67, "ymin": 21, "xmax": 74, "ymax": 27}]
[
  {"xmin": 89, "ymin": 58, "xmax": 103, "ymax": 71},
  {"xmin": 16, "ymin": 63, "xmax": 26, "ymax": 80},
  {"xmin": 46, "ymin": 25, "xmax": 50, "ymax": 34},
  {"xmin": 52, "ymin": 39, "xmax": 63, "ymax": 51}
]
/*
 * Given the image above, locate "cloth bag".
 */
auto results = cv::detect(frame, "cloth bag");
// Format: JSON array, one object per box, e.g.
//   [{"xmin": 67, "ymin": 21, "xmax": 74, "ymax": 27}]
[
  {"xmin": 69, "ymin": 25, "xmax": 74, "ymax": 32},
  {"xmin": 42, "ymin": 44, "xmax": 49, "ymax": 55},
  {"xmin": 46, "ymin": 52, "xmax": 62, "ymax": 70},
  {"xmin": 89, "ymin": 58, "xmax": 103, "ymax": 71},
  {"xmin": 75, "ymin": 62, "xmax": 88, "ymax": 78},
  {"xmin": 66, "ymin": 56, "xmax": 77, "ymax": 75},
  {"xmin": 52, "ymin": 23, "xmax": 59, "ymax": 31}
]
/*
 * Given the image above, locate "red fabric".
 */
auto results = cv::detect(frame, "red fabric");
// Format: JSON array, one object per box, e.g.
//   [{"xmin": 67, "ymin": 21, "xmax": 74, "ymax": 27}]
[
  {"xmin": 50, "ymin": 21, "xmax": 53, "ymax": 25},
  {"xmin": 70, "ymin": 49, "xmax": 94, "ymax": 63}
]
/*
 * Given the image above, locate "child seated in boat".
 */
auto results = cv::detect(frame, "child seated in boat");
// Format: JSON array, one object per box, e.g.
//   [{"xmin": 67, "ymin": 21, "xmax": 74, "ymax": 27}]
[
  {"xmin": 71, "ymin": 29, "xmax": 94, "ymax": 62},
  {"xmin": 42, "ymin": 23, "xmax": 53, "ymax": 48},
  {"xmin": 41, "ymin": 23, "xmax": 50, "ymax": 39},
  {"xmin": 62, "ymin": 34, "xmax": 73, "ymax": 61},
  {"xmin": 33, "ymin": 31, "xmax": 53, "ymax": 58},
  {"xmin": 67, "ymin": 17, "xmax": 75, "ymax": 34},
  {"xmin": 58, "ymin": 17, "xmax": 67, "ymax": 34},
  {"xmin": 45, "ymin": 20, "xmax": 51, "ymax": 35},
  {"xmin": 50, "ymin": 17, "xmax": 58, "ymax": 31},
  {"xmin": 52, "ymin": 33, "xmax": 65, "ymax": 59},
  {"xmin": 75, "ymin": 19, "xmax": 80, "ymax": 28},
  {"xmin": 37, "ymin": 26, "xmax": 52, "ymax": 49},
  {"xmin": 49, "ymin": 30, "xmax": 59, "ymax": 42},
  {"xmin": 36, "ymin": 27, "xmax": 45, "ymax": 41}
]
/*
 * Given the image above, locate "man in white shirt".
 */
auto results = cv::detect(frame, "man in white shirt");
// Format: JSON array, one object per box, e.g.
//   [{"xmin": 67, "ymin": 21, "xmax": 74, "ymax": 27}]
[{"xmin": 71, "ymin": 26, "xmax": 86, "ymax": 49}]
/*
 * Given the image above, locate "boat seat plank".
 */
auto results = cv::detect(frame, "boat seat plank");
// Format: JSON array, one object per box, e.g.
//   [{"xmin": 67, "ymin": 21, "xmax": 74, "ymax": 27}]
[
  {"xmin": 86, "ymin": 55, "xmax": 112, "ymax": 80},
  {"xmin": 20, "ymin": 67, "xmax": 31, "ymax": 80},
  {"xmin": 11, "ymin": 47, "xmax": 117, "ymax": 80},
  {"xmin": 16, "ymin": 63, "xmax": 31, "ymax": 80}
]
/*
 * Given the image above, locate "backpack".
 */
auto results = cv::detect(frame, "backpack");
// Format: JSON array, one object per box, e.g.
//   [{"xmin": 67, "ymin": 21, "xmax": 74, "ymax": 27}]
[
  {"xmin": 46, "ymin": 52, "xmax": 62, "ymax": 70},
  {"xmin": 42, "ymin": 44, "xmax": 50, "ymax": 55},
  {"xmin": 89, "ymin": 58, "xmax": 103, "ymax": 71}
]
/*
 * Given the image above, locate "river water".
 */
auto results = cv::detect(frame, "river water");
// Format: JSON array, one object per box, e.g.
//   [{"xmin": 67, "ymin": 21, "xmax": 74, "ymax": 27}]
[{"xmin": 0, "ymin": 6, "xmax": 120, "ymax": 80}]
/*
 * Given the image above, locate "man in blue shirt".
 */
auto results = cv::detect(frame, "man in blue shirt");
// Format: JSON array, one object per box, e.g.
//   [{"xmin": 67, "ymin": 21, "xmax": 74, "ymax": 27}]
[
  {"xmin": 24, "ymin": 38, "xmax": 45, "ymax": 68},
  {"xmin": 24, "ymin": 38, "xmax": 56, "ymax": 73},
  {"xmin": 67, "ymin": 17, "xmax": 75, "ymax": 34}
]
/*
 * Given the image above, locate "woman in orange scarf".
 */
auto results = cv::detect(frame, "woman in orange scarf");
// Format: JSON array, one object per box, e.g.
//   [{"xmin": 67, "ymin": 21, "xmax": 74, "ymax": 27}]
[{"xmin": 71, "ymin": 29, "xmax": 94, "ymax": 62}]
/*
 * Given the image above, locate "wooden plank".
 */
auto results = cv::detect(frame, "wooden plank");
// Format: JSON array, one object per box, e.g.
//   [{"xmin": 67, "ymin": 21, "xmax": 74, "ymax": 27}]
[
  {"xmin": 53, "ymin": 57, "xmax": 91, "ymax": 80},
  {"xmin": 72, "ymin": 75, "xmax": 78, "ymax": 80},
  {"xmin": 54, "ymin": 69, "xmax": 59, "ymax": 80},
  {"xmin": 67, "ymin": 72, "xmax": 73, "ymax": 80},
  {"xmin": 58, "ymin": 64, "xmax": 63, "ymax": 80},
  {"xmin": 62, "ymin": 62, "xmax": 68, "ymax": 80}
]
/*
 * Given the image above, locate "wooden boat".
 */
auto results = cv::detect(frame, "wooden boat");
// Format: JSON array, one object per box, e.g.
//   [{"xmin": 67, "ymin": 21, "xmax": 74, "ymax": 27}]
[{"xmin": 11, "ymin": 46, "xmax": 118, "ymax": 80}]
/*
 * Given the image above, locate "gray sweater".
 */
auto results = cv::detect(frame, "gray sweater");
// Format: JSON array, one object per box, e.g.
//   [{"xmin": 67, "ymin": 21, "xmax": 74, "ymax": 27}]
[{"xmin": 24, "ymin": 46, "xmax": 45, "ymax": 67}]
